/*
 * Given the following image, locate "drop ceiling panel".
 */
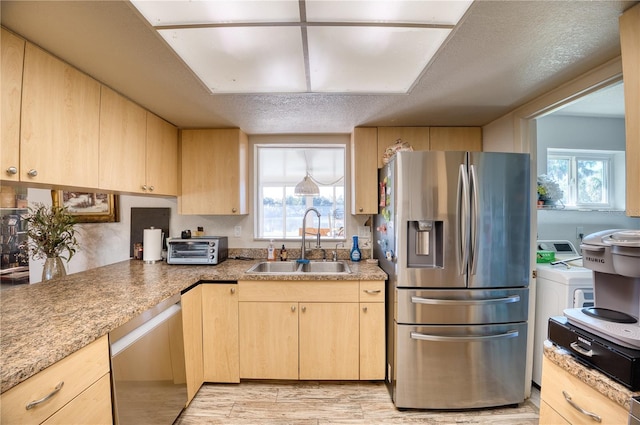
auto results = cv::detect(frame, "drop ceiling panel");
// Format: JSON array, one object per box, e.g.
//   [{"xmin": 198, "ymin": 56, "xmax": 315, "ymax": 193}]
[
  {"xmin": 308, "ymin": 26, "xmax": 450, "ymax": 93},
  {"xmin": 159, "ymin": 26, "xmax": 307, "ymax": 93},
  {"xmin": 131, "ymin": 0, "xmax": 300, "ymax": 25},
  {"xmin": 305, "ymin": 0, "xmax": 473, "ymax": 24}
]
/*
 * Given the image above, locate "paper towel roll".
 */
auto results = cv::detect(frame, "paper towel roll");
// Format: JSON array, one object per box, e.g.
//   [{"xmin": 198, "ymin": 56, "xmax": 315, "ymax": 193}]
[{"xmin": 143, "ymin": 227, "xmax": 162, "ymax": 263}]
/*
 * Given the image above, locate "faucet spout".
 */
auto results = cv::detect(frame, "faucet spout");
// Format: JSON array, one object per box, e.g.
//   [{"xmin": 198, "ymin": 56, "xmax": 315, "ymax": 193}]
[{"xmin": 301, "ymin": 207, "xmax": 321, "ymax": 260}]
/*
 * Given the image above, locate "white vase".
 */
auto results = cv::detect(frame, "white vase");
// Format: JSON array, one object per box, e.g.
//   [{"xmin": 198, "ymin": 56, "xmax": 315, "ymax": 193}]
[{"xmin": 42, "ymin": 257, "xmax": 66, "ymax": 281}]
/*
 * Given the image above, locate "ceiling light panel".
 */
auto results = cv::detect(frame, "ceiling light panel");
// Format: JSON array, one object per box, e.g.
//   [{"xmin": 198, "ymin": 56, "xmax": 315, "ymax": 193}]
[
  {"xmin": 158, "ymin": 27, "xmax": 307, "ymax": 93},
  {"xmin": 305, "ymin": 0, "xmax": 473, "ymax": 25},
  {"xmin": 307, "ymin": 26, "xmax": 451, "ymax": 93},
  {"xmin": 131, "ymin": 0, "xmax": 300, "ymax": 25}
]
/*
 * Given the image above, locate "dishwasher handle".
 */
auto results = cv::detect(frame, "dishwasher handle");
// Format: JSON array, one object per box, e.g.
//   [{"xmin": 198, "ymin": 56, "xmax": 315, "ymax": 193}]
[{"xmin": 110, "ymin": 302, "xmax": 181, "ymax": 357}]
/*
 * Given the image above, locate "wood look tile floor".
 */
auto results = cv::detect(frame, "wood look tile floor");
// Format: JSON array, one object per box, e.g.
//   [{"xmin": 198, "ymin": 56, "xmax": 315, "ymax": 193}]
[{"xmin": 175, "ymin": 381, "xmax": 540, "ymax": 425}]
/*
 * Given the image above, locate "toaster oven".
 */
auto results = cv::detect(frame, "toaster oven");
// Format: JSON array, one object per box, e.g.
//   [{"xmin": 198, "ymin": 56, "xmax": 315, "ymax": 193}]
[{"xmin": 167, "ymin": 237, "xmax": 228, "ymax": 265}]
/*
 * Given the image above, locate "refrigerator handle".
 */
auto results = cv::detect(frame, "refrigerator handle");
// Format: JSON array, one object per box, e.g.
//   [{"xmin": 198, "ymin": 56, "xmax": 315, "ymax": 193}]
[
  {"xmin": 469, "ymin": 164, "xmax": 480, "ymax": 276},
  {"xmin": 411, "ymin": 295, "xmax": 521, "ymax": 306},
  {"xmin": 457, "ymin": 164, "xmax": 469, "ymax": 275},
  {"xmin": 410, "ymin": 330, "xmax": 519, "ymax": 342}
]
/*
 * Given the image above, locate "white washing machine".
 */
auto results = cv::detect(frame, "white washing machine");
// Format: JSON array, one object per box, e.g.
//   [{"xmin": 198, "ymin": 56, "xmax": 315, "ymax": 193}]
[{"xmin": 532, "ymin": 240, "xmax": 594, "ymax": 386}]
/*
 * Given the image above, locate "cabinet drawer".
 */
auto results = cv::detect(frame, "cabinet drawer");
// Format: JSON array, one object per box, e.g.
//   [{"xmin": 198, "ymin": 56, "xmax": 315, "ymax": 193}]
[
  {"xmin": 239, "ymin": 280, "xmax": 359, "ymax": 302},
  {"xmin": 539, "ymin": 400, "xmax": 570, "ymax": 425},
  {"xmin": 359, "ymin": 280, "xmax": 385, "ymax": 302},
  {"xmin": 41, "ymin": 373, "xmax": 112, "ymax": 425},
  {"xmin": 540, "ymin": 356, "xmax": 627, "ymax": 425},
  {"xmin": 1, "ymin": 335, "xmax": 110, "ymax": 425}
]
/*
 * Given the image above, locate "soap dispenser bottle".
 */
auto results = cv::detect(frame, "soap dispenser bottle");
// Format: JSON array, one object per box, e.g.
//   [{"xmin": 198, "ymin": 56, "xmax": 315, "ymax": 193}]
[
  {"xmin": 280, "ymin": 244, "xmax": 287, "ymax": 261},
  {"xmin": 350, "ymin": 235, "xmax": 361, "ymax": 262},
  {"xmin": 267, "ymin": 240, "xmax": 276, "ymax": 261}
]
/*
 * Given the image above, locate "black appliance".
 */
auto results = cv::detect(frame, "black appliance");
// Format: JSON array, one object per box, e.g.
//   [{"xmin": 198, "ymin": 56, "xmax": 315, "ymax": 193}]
[{"xmin": 548, "ymin": 315, "xmax": 640, "ymax": 390}]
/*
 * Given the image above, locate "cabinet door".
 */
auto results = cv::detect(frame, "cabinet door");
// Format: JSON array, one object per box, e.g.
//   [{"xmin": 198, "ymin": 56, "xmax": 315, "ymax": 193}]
[
  {"xmin": 239, "ymin": 302, "xmax": 298, "ymax": 379},
  {"xmin": 1, "ymin": 28, "xmax": 24, "ymax": 182},
  {"xmin": 359, "ymin": 302, "xmax": 385, "ymax": 380},
  {"xmin": 20, "ymin": 43, "xmax": 100, "ymax": 188},
  {"xmin": 351, "ymin": 128, "xmax": 378, "ymax": 215},
  {"xmin": 180, "ymin": 129, "xmax": 248, "ymax": 215},
  {"xmin": 299, "ymin": 303, "xmax": 359, "ymax": 380},
  {"xmin": 377, "ymin": 127, "xmax": 430, "ymax": 168},
  {"xmin": 620, "ymin": 4, "xmax": 640, "ymax": 217},
  {"xmin": 202, "ymin": 284, "xmax": 239, "ymax": 383},
  {"xmin": 429, "ymin": 127, "xmax": 482, "ymax": 151},
  {"xmin": 181, "ymin": 285, "xmax": 203, "ymax": 405},
  {"xmin": 99, "ymin": 86, "xmax": 147, "ymax": 193},
  {"xmin": 146, "ymin": 112, "xmax": 178, "ymax": 196}
]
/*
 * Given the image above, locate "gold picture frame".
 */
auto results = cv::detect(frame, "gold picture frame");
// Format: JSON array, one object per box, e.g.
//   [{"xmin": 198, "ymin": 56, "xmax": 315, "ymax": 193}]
[{"xmin": 51, "ymin": 190, "xmax": 119, "ymax": 223}]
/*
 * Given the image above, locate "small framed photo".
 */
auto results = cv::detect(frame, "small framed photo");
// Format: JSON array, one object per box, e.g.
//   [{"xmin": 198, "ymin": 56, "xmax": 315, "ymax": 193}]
[{"xmin": 51, "ymin": 190, "xmax": 119, "ymax": 223}]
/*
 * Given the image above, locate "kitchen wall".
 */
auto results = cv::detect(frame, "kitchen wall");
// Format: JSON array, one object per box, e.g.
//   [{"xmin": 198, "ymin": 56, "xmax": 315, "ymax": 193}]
[{"xmin": 26, "ymin": 133, "xmax": 369, "ymax": 282}]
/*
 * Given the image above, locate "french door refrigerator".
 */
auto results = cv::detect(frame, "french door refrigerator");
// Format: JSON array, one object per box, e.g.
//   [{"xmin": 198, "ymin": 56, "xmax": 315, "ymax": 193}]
[{"xmin": 374, "ymin": 151, "xmax": 530, "ymax": 409}]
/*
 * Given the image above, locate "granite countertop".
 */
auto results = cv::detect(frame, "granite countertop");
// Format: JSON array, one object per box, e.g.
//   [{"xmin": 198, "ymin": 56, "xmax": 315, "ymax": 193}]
[
  {"xmin": 543, "ymin": 340, "xmax": 640, "ymax": 411},
  {"xmin": 0, "ymin": 258, "xmax": 386, "ymax": 393}
]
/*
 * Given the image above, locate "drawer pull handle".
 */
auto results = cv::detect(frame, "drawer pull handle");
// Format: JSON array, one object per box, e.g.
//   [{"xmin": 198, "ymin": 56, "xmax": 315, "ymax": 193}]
[
  {"xmin": 364, "ymin": 289, "xmax": 381, "ymax": 294},
  {"xmin": 562, "ymin": 390, "xmax": 602, "ymax": 422},
  {"xmin": 570, "ymin": 342, "xmax": 594, "ymax": 357},
  {"xmin": 26, "ymin": 381, "xmax": 64, "ymax": 410}
]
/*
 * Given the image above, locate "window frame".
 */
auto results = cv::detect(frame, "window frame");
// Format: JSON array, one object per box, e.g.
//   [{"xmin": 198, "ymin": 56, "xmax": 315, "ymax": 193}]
[
  {"xmin": 254, "ymin": 143, "xmax": 346, "ymax": 242},
  {"xmin": 547, "ymin": 148, "xmax": 616, "ymax": 209}
]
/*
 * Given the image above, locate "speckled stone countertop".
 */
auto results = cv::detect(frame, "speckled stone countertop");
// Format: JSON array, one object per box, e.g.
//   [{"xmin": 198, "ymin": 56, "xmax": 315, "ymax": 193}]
[
  {"xmin": 1, "ymin": 258, "xmax": 386, "ymax": 393},
  {"xmin": 543, "ymin": 339, "xmax": 640, "ymax": 411}
]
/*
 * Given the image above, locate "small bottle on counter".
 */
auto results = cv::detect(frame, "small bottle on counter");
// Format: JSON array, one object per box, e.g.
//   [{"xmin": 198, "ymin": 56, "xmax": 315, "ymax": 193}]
[
  {"xmin": 280, "ymin": 244, "xmax": 287, "ymax": 261},
  {"xmin": 350, "ymin": 235, "xmax": 361, "ymax": 262},
  {"xmin": 267, "ymin": 239, "xmax": 276, "ymax": 261}
]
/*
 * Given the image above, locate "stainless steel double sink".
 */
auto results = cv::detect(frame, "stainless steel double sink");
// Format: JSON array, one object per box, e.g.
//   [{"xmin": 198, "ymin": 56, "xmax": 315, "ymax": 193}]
[{"xmin": 246, "ymin": 260, "xmax": 352, "ymax": 275}]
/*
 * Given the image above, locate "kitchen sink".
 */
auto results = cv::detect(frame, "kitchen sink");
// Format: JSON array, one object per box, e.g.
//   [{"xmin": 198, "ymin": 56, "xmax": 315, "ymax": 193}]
[
  {"xmin": 301, "ymin": 261, "xmax": 352, "ymax": 274},
  {"xmin": 246, "ymin": 261, "xmax": 352, "ymax": 274},
  {"xmin": 246, "ymin": 261, "xmax": 301, "ymax": 273}
]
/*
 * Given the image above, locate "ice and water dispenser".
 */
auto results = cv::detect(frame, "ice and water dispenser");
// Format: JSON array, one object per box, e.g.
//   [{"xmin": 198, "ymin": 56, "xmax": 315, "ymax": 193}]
[{"xmin": 407, "ymin": 220, "xmax": 444, "ymax": 268}]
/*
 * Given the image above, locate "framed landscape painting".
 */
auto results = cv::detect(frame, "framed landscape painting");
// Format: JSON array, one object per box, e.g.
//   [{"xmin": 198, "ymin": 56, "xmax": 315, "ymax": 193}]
[{"xmin": 51, "ymin": 190, "xmax": 119, "ymax": 223}]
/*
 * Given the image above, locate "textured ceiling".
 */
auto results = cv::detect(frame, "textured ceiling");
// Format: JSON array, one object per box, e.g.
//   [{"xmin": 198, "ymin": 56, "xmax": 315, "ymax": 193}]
[{"xmin": 1, "ymin": 0, "xmax": 636, "ymax": 134}]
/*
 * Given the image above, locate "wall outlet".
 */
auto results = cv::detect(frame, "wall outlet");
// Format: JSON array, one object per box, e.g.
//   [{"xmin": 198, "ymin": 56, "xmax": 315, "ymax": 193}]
[
  {"xmin": 234, "ymin": 225, "xmax": 241, "ymax": 237},
  {"xmin": 576, "ymin": 226, "xmax": 584, "ymax": 239}
]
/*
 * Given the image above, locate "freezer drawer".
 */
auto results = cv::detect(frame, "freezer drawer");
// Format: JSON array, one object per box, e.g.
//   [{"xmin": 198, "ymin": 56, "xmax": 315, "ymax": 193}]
[
  {"xmin": 396, "ymin": 288, "xmax": 529, "ymax": 325},
  {"xmin": 393, "ymin": 322, "xmax": 527, "ymax": 409}
]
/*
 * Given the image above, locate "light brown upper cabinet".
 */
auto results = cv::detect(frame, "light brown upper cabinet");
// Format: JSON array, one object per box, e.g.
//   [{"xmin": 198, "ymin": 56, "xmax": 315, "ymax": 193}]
[
  {"xmin": 20, "ymin": 43, "xmax": 100, "ymax": 188},
  {"xmin": 1, "ymin": 28, "xmax": 24, "ymax": 183},
  {"xmin": 351, "ymin": 128, "xmax": 378, "ymax": 215},
  {"xmin": 429, "ymin": 127, "xmax": 482, "ymax": 151},
  {"xmin": 377, "ymin": 127, "xmax": 430, "ymax": 168},
  {"xmin": 99, "ymin": 86, "xmax": 147, "ymax": 193},
  {"xmin": 145, "ymin": 112, "xmax": 178, "ymax": 196},
  {"xmin": 99, "ymin": 87, "xmax": 178, "ymax": 196},
  {"xmin": 180, "ymin": 129, "xmax": 248, "ymax": 215},
  {"xmin": 620, "ymin": 3, "xmax": 640, "ymax": 217}
]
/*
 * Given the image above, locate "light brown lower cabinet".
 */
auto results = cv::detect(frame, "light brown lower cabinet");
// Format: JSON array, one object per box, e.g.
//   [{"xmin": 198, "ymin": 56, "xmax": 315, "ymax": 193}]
[
  {"xmin": 239, "ymin": 301, "xmax": 299, "ymax": 379},
  {"xmin": 539, "ymin": 356, "xmax": 627, "ymax": 425},
  {"xmin": 0, "ymin": 335, "xmax": 111, "ymax": 425},
  {"xmin": 182, "ymin": 284, "xmax": 204, "ymax": 405},
  {"xmin": 238, "ymin": 280, "xmax": 385, "ymax": 380},
  {"xmin": 202, "ymin": 283, "xmax": 239, "ymax": 383}
]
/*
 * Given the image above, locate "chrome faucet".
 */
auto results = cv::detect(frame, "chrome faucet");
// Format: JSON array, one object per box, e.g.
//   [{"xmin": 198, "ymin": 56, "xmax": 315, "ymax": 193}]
[
  {"xmin": 332, "ymin": 242, "xmax": 345, "ymax": 261},
  {"xmin": 301, "ymin": 207, "xmax": 321, "ymax": 260}
]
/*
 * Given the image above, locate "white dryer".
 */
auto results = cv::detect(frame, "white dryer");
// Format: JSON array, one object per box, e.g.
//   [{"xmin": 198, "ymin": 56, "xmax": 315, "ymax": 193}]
[{"xmin": 532, "ymin": 240, "xmax": 594, "ymax": 386}]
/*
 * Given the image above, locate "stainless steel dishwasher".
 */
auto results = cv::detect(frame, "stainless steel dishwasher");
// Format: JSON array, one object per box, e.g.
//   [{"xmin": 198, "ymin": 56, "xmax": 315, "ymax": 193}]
[{"xmin": 109, "ymin": 293, "xmax": 187, "ymax": 425}]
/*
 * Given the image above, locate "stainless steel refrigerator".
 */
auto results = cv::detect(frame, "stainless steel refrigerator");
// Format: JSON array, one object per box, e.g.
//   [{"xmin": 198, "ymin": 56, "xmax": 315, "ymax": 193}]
[{"xmin": 374, "ymin": 151, "xmax": 530, "ymax": 409}]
